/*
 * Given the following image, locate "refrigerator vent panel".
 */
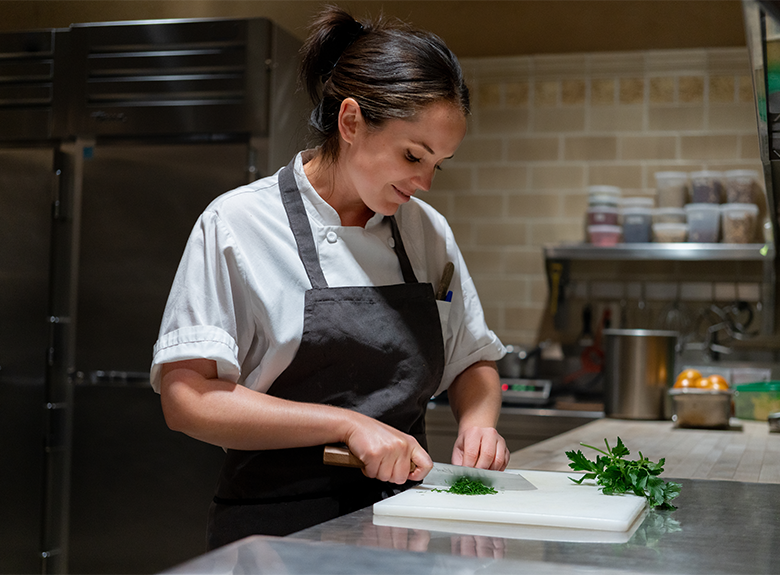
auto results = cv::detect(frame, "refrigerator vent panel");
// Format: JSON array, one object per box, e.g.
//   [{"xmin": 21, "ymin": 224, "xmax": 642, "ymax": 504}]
[
  {"xmin": 70, "ymin": 19, "xmax": 272, "ymax": 136},
  {"xmin": 0, "ymin": 29, "xmax": 62, "ymax": 140}
]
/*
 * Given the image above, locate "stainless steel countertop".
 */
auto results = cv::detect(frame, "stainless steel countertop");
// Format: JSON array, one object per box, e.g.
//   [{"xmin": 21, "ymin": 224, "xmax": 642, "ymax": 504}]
[
  {"xmin": 163, "ymin": 477, "xmax": 780, "ymax": 574},
  {"xmin": 288, "ymin": 478, "xmax": 778, "ymax": 574}
]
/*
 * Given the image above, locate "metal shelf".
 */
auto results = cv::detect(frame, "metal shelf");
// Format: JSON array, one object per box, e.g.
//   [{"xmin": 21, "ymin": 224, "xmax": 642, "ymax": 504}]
[{"xmin": 543, "ymin": 243, "xmax": 775, "ymax": 261}]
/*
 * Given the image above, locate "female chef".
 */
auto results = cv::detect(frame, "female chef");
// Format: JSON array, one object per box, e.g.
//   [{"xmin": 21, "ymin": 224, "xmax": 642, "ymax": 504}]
[{"xmin": 151, "ymin": 6, "xmax": 508, "ymax": 549}]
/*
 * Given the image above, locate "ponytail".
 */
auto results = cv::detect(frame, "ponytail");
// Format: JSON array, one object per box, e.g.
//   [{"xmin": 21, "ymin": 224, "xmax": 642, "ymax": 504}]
[{"xmin": 299, "ymin": 6, "xmax": 469, "ymax": 165}]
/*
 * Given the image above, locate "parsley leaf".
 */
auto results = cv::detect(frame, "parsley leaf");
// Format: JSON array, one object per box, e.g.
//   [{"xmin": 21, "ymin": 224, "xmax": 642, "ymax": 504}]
[{"xmin": 565, "ymin": 437, "xmax": 681, "ymax": 510}]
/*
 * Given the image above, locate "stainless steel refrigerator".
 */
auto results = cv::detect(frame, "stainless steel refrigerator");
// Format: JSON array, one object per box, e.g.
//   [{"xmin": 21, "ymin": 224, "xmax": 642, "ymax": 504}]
[{"xmin": 1, "ymin": 17, "xmax": 309, "ymax": 574}]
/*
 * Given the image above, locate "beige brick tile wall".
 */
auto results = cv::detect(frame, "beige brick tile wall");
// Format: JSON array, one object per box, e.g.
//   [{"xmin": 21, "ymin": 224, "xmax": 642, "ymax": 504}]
[{"xmin": 432, "ymin": 48, "xmax": 762, "ymax": 345}]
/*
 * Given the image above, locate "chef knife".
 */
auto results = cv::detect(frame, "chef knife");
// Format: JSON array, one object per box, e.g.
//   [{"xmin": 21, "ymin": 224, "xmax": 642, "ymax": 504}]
[{"xmin": 323, "ymin": 445, "xmax": 536, "ymax": 491}]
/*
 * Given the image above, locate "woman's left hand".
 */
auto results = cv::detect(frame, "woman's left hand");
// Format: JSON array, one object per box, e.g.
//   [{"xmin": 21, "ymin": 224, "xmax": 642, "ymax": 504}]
[
  {"xmin": 446, "ymin": 360, "xmax": 509, "ymax": 471},
  {"xmin": 452, "ymin": 426, "xmax": 510, "ymax": 471}
]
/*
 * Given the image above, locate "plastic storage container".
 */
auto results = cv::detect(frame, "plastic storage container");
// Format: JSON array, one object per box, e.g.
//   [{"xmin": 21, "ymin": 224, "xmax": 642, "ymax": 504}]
[
  {"xmin": 587, "ymin": 185, "xmax": 621, "ymax": 208},
  {"xmin": 652, "ymin": 222, "xmax": 688, "ymax": 243},
  {"xmin": 720, "ymin": 203, "xmax": 759, "ymax": 243},
  {"xmin": 684, "ymin": 203, "xmax": 720, "ymax": 242},
  {"xmin": 588, "ymin": 224, "xmax": 621, "ymax": 246},
  {"xmin": 690, "ymin": 170, "xmax": 724, "ymax": 204},
  {"xmin": 734, "ymin": 381, "xmax": 780, "ymax": 421},
  {"xmin": 586, "ymin": 206, "xmax": 619, "ymax": 226},
  {"xmin": 620, "ymin": 207, "xmax": 653, "ymax": 242},
  {"xmin": 724, "ymin": 169, "xmax": 759, "ymax": 204},
  {"xmin": 654, "ymin": 171, "xmax": 689, "ymax": 208},
  {"xmin": 653, "ymin": 207, "xmax": 686, "ymax": 224}
]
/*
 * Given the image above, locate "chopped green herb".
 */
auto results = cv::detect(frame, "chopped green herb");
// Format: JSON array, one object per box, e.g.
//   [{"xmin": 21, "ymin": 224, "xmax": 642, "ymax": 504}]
[
  {"xmin": 432, "ymin": 476, "xmax": 498, "ymax": 495},
  {"xmin": 565, "ymin": 437, "xmax": 682, "ymax": 510}
]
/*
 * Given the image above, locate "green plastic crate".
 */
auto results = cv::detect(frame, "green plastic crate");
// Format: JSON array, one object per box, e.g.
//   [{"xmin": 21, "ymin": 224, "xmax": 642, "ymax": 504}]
[{"xmin": 734, "ymin": 381, "xmax": 780, "ymax": 421}]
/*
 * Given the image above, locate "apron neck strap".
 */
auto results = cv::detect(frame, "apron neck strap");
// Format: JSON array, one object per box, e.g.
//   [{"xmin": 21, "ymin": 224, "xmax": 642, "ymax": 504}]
[
  {"xmin": 279, "ymin": 157, "xmax": 419, "ymax": 288},
  {"xmin": 388, "ymin": 216, "xmax": 418, "ymax": 284},
  {"xmin": 279, "ymin": 158, "xmax": 328, "ymax": 289}
]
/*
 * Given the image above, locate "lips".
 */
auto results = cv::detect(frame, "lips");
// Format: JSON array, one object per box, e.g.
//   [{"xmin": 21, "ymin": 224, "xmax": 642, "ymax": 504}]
[{"xmin": 392, "ymin": 185, "xmax": 413, "ymax": 203}]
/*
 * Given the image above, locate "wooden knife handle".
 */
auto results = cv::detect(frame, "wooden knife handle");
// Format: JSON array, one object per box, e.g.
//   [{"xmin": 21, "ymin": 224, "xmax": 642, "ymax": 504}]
[
  {"xmin": 323, "ymin": 445, "xmax": 416, "ymax": 472},
  {"xmin": 323, "ymin": 445, "xmax": 364, "ymax": 468}
]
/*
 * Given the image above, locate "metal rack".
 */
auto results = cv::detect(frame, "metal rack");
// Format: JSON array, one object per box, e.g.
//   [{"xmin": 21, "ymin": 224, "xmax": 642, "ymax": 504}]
[
  {"xmin": 543, "ymin": 243, "xmax": 774, "ymax": 261},
  {"xmin": 543, "ymin": 243, "xmax": 776, "ymax": 336}
]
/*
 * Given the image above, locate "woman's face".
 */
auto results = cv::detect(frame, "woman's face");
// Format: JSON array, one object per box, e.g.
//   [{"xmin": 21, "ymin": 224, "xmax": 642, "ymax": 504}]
[{"xmin": 340, "ymin": 101, "xmax": 468, "ymax": 218}]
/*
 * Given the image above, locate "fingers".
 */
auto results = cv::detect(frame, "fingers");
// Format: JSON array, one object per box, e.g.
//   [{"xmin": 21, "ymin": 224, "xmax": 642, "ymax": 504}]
[
  {"xmin": 452, "ymin": 427, "xmax": 510, "ymax": 471},
  {"xmin": 347, "ymin": 420, "xmax": 431, "ymax": 484},
  {"xmin": 407, "ymin": 448, "xmax": 433, "ymax": 482}
]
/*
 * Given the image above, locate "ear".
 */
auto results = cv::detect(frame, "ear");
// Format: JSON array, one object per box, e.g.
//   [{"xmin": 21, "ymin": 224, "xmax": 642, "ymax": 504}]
[{"xmin": 337, "ymin": 97, "xmax": 363, "ymax": 145}]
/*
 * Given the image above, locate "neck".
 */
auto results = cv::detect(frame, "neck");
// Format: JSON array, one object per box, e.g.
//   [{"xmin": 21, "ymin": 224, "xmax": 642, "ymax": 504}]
[{"xmin": 303, "ymin": 153, "xmax": 374, "ymax": 227}]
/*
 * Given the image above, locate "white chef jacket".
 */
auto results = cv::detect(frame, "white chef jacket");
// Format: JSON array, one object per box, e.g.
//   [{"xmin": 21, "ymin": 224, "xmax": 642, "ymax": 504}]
[{"xmin": 150, "ymin": 152, "xmax": 505, "ymax": 395}]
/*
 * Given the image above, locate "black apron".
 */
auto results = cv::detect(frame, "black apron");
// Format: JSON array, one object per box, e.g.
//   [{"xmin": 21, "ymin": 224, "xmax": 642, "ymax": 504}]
[{"xmin": 206, "ymin": 158, "xmax": 446, "ymax": 549}]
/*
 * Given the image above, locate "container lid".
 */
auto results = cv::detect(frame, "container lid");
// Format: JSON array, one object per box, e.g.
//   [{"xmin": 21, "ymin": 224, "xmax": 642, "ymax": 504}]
[
  {"xmin": 620, "ymin": 206, "xmax": 653, "ymax": 215},
  {"xmin": 587, "ymin": 224, "xmax": 622, "ymax": 232},
  {"xmin": 654, "ymin": 207, "xmax": 686, "ymax": 215},
  {"xmin": 690, "ymin": 170, "xmax": 724, "ymax": 179},
  {"xmin": 720, "ymin": 202, "xmax": 759, "ymax": 214},
  {"xmin": 587, "ymin": 185, "xmax": 621, "ymax": 196},
  {"xmin": 619, "ymin": 197, "xmax": 655, "ymax": 208},
  {"xmin": 587, "ymin": 205, "xmax": 619, "ymax": 213},
  {"xmin": 684, "ymin": 203, "xmax": 721, "ymax": 213},
  {"xmin": 653, "ymin": 222, "xmax": 688, "ymax": 230},
  {"xmin": 654, "ymin": 171, "xmax": 688, "ymax": 180},
  {"xmin": 724, "ymin": 169, "xmax": 759, "ymax": 179},
  {"xmin": 588, "ymin": 195, "xmax": 619, "ymax": 207},
  {"xmin": 735, "ymin": 381, "xmax": 780, "ymax": 392}
]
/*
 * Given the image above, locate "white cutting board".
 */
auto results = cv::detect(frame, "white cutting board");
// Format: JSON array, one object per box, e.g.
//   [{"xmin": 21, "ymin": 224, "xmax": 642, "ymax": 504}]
[
  {"xmin": 373, "ymin": 469, "xmax": 647, "ymax": 533},
  {"xmin": 372, "ymin": 508, "xmax": 650, "ymax": 544}
]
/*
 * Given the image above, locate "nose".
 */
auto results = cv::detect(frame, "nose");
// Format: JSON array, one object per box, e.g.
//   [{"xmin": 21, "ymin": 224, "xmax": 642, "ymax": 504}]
[{"xmin": 411, "ymin": 167, "xmax": 436, "ymax": 193}]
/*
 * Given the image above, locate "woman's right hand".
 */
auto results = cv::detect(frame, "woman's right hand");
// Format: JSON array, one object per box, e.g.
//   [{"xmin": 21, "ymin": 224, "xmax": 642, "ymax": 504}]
[{"xmin": 342, "ymin": 414, "xmax": 433, "ymax": 485}]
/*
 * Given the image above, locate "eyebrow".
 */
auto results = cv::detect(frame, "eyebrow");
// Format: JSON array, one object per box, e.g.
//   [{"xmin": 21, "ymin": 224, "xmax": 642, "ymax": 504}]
[{"xmin": 413, "ymin": 140, "xmax": 454, "ymax": 159}]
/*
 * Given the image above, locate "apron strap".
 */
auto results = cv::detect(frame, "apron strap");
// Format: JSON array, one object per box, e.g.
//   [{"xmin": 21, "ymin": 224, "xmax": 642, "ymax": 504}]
[
  {"xmin": 388, "ymin": 216, "xmax": 418, "ymax": 284},
  {"xmin": 279, "ymin": 156, "xmax": 420, "ymax": 287},
  {"xmin": 279, "ymin": 159, "xmax": 329, "ymax": 289}
]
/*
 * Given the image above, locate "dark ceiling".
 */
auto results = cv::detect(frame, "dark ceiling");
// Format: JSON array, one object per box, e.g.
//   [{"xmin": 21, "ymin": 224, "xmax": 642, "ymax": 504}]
[{"xmin": 0, "ymin": 0, "xmax": 747, "ymax": 58}]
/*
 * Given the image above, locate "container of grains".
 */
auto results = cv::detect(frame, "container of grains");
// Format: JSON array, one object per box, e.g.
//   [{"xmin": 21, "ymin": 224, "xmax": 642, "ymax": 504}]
[
  {"xmin": 588, "ymin": 225, "xmax": 622, "ymax": 246},
  {"xmin": 690, "ymin": 171, "xmax": 724, "ymax": 204},
  {"xmin": 620, "ymin": 207, "xmax": 653, "ymax": 242},
  {"xmin": 655, "ymin": 171, "xmax": 689, "ymax": 208},
  {"xmin": 720, "ymin": 203, "xmax": 759, "ymax": 243},
  {"xmin": 652, "ymin": 223, "xmax": 688, "ymax": 243},
  {"xmin": 653, "ymin": 207, "xmax": 686, "ymax": 224},
  {"xmin": 684, "ymin": 203, "xmax": 721, "ymax": 242},
  {"xmin": 724, "ymin": 170, "xmax": 759, "ymax": 204},
  {"xmin": 586, "ymin": 206, "xmax": 619, "ymax": 226}
]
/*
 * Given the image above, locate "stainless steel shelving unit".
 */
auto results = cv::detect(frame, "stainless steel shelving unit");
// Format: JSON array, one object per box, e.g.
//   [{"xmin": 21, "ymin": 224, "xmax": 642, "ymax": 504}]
[{"xmin": 543, "ymin": 242, "xmax": 776, "ymax": 334}]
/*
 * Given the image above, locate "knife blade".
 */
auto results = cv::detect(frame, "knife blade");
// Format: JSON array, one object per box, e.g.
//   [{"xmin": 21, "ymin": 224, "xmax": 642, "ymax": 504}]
[
  {"xmin": 422, "ymin": 460, "xmax": 536, "ymax": 491},
  {"xmin": 323, "ymin": 445, "xmax": 536, "ymax": 491}
]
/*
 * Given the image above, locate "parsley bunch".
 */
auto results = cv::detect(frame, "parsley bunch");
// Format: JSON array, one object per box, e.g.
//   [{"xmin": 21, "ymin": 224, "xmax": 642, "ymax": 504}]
[{"xmin": 565, "ymin": 437, "xmax": 682, "ymax": 510}]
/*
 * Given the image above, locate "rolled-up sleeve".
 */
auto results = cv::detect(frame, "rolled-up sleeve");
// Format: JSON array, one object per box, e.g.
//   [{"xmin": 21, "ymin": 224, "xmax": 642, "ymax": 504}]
[{"xmin": 150, "ymin": 210, "xmax": 255, "ymax": 392}]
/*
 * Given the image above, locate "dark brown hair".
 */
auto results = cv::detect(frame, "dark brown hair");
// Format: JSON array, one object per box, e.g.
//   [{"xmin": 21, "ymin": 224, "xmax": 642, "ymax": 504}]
[{"xmin": 300, "ymin": 5, "xmax": 470, "ymax": 164}]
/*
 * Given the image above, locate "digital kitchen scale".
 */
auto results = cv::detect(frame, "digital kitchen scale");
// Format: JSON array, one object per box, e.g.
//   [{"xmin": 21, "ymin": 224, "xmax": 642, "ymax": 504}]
[{"xmin": 500, "ymin": 379, "xmax": 553, "ymax": 406}]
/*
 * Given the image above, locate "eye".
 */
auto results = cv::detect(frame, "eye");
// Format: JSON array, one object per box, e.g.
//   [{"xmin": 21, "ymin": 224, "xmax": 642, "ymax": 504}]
[{"xmin": 405, "ymin": 151, "xmax": 422, "ymax": 163}]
